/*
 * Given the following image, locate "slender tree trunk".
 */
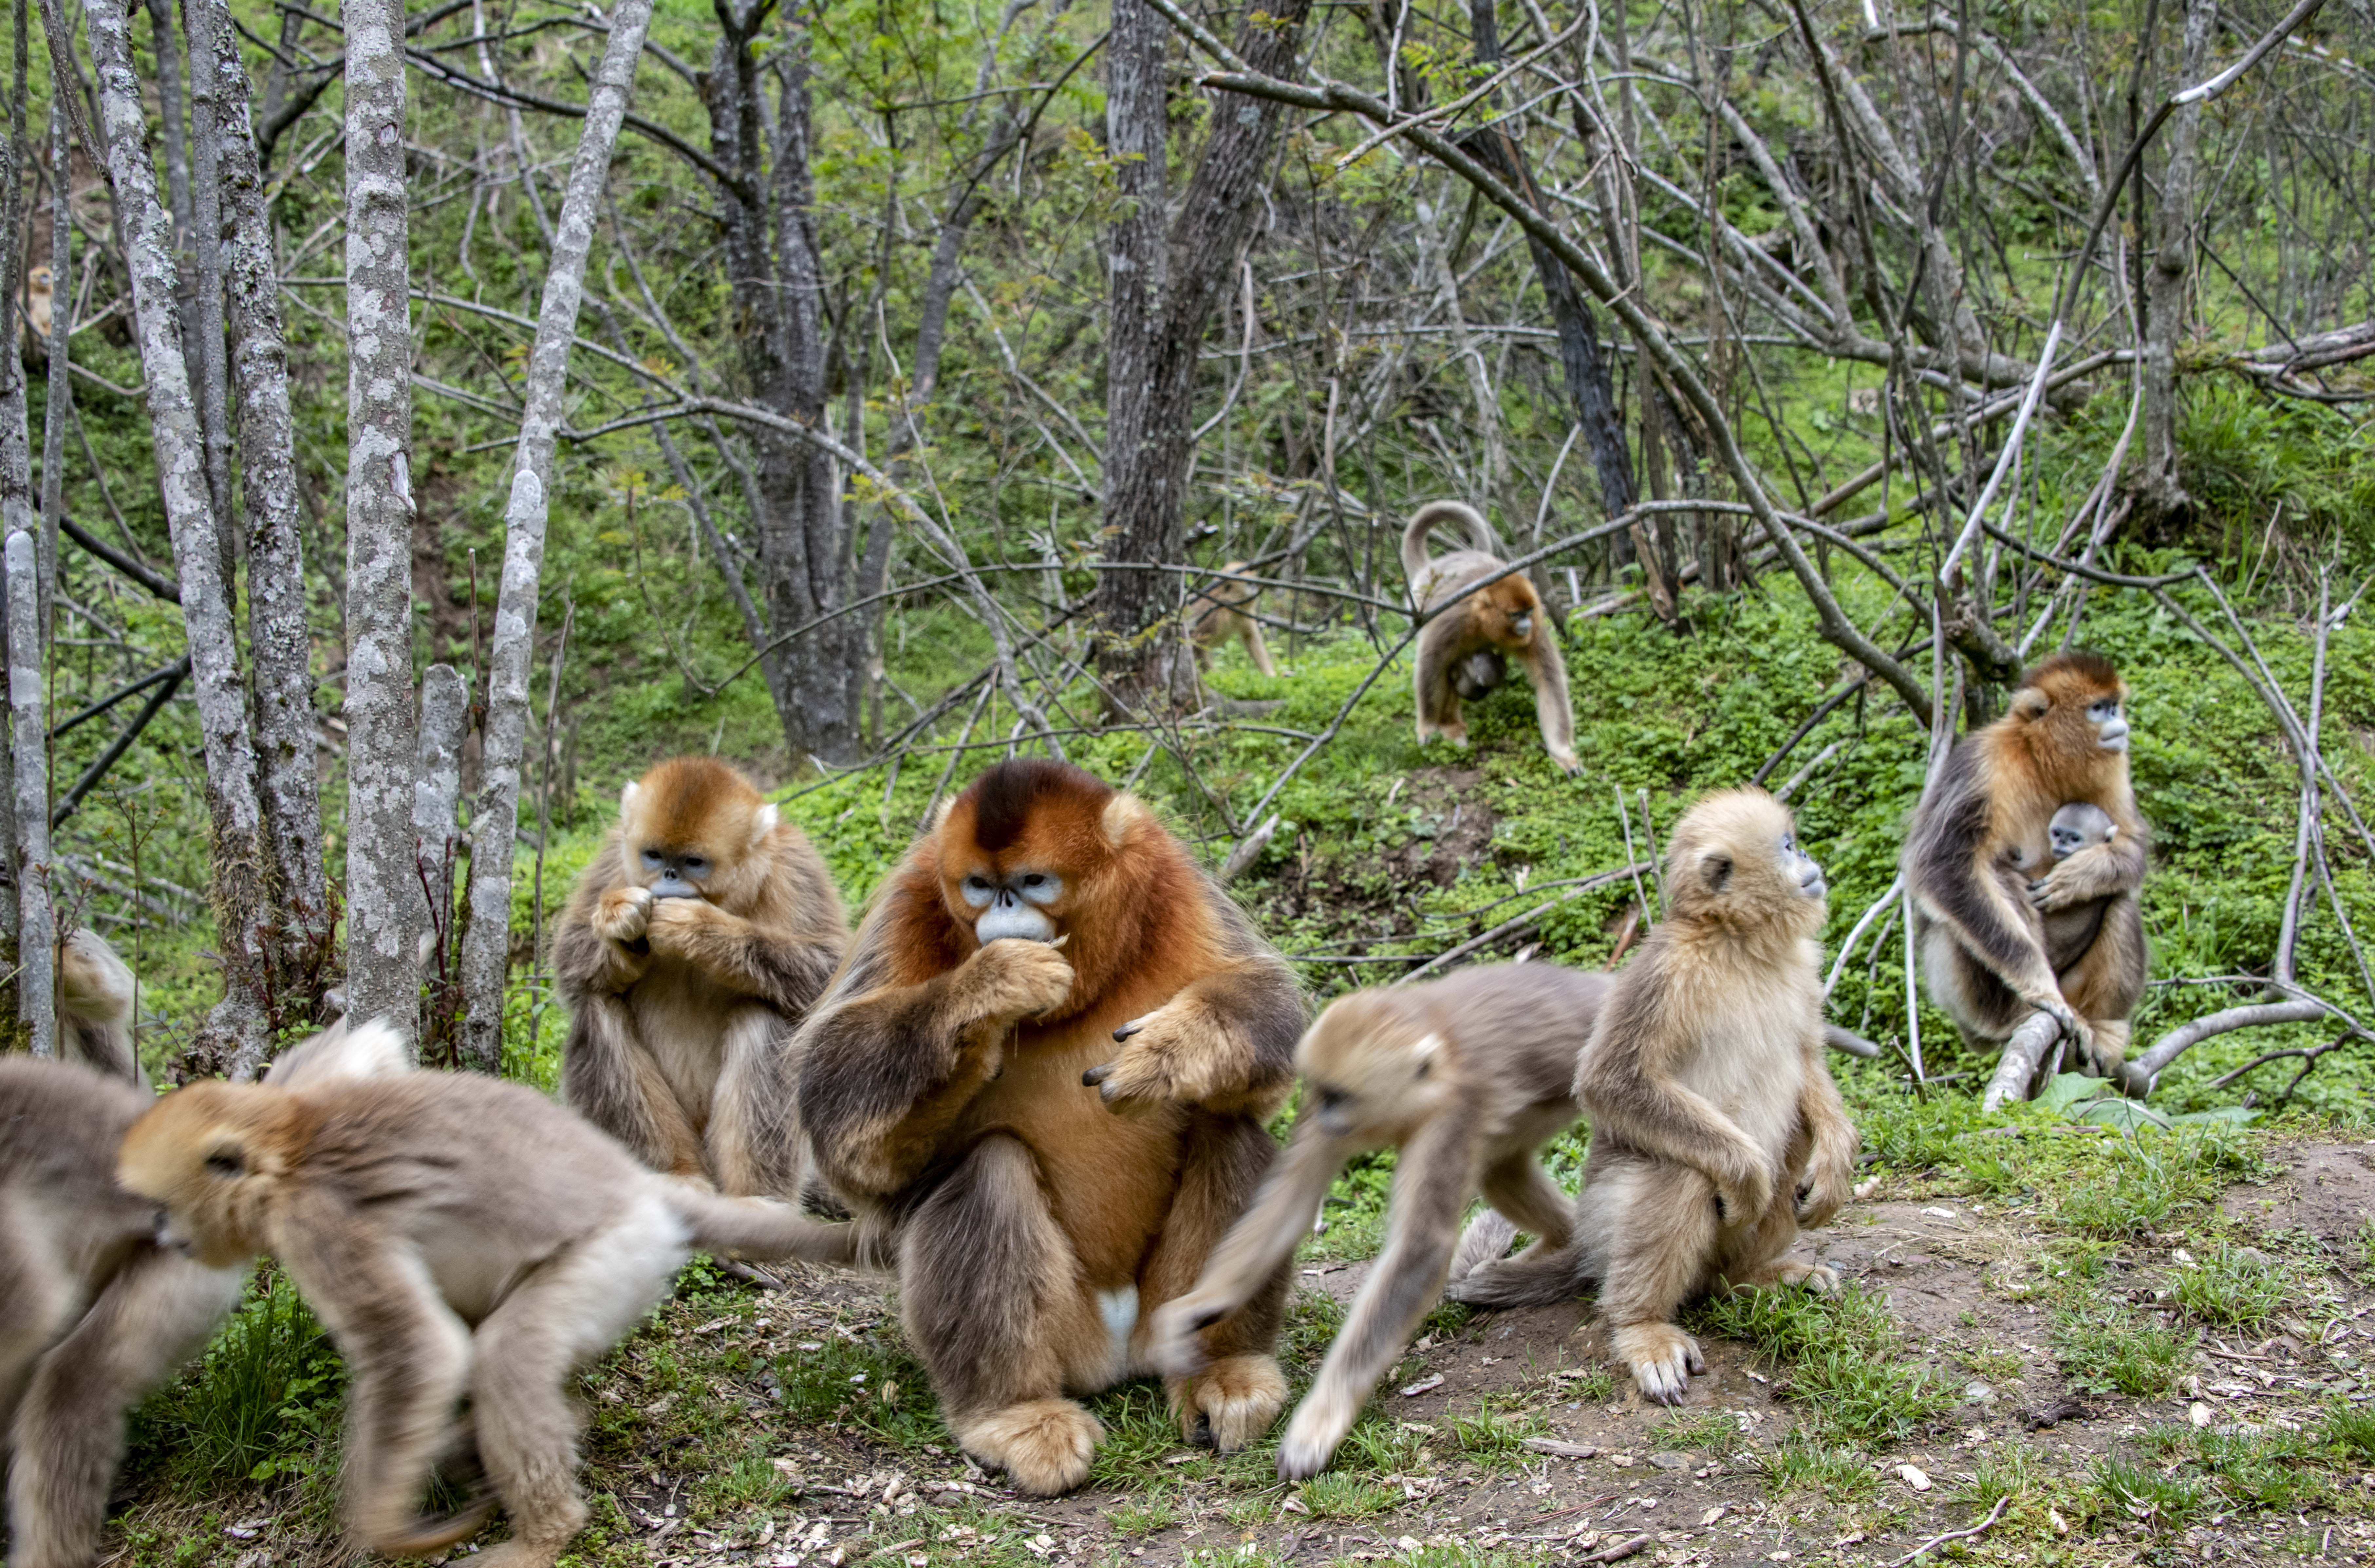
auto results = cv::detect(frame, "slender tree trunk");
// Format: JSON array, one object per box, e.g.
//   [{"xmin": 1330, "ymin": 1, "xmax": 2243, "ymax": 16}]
[
  {"xmin": 184, "ymin": 0, "xmax": 234, "ymax": 578},
  {"xmin": 457, "ymin": 0, "xmax": 655, "ymax": 1072},
  {"xmin": 204, "ymin": 0, "xmax": 329, "ymax": 998},
  {"xmin": 88, "ymin": 0, "xmax": 273, "ymax": 1072},
  {"xmin": 2141, "ymin": 0, "xmax": 2215, "ymax": 515},
  {"xmin": 37, "ymin": 98, "xmax": 67, "ymax": 646},
  {"xmin": 6, "ymin": 530, "xmax": 50, "ymax": 1056},
  {"xmin": 1094, "ymin": 0, "xmax": 1313, "ymax": 706},
  {"xmin": 340, "ymin": 0, "xmax": 422, "ymax": 1032},
  {"xmin": 144, "ymin": 0, "xmax": 201, "ymax": 382},
  {"xmin": 411, "ymin": 661, "xmax": 465, "ymax": 1056}
]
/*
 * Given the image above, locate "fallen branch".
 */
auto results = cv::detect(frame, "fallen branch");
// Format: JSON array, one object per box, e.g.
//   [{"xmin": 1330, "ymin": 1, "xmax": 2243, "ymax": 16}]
[
  {"xmin": 1887, "ymin": 1496, "xmax": 2009, "ymax": 1567},
  {"xmin": 1983, "ymin": 1009, "xmax": 2067, "ymax": 1112}
]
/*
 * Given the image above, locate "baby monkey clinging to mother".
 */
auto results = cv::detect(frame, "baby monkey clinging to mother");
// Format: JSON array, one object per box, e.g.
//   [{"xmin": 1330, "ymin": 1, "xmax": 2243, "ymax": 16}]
[{"xmin": 1452, "ymin": 789, "xmax": 1859, "ymax": 1405}]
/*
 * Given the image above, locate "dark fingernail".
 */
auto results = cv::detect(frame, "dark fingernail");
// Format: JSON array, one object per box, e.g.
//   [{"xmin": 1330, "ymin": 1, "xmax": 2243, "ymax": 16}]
[
  {"xmin": 1082, "ymin": 1067, "xmax": 1109, "ymax": 1087},
  {"xmin": 1113, "ymin": 1023, "xmax": 1141, "ymax": 1042}
]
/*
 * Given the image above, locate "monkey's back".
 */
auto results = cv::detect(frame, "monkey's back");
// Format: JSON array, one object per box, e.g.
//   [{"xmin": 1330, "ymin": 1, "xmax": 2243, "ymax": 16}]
[
  {"xmin": 1401, "ymin": 964, "xmax": 1611, "ymax": 1110},
  {"xmin": 0, "ymin": 1059, "xmax": 159, "ymax": 1282}
]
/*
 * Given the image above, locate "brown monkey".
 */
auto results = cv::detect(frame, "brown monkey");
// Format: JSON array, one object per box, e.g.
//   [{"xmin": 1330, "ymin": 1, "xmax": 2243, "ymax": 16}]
[
  {"xmin": 1402, "ymin": 501, "xmax": 1579, "ymax": 774},
  {"xmin": 1450, "ymin": 790, "xmax": 1858, "ymax": 1406},
  {"xmin": 1903, "ymin": 652, "xmax": 2147, "ymax": 1077},
  {"xmin": 794, "ymin": 759, "xmax": 1305, "ymax": 1495},
  {"xmin": 57, "ymin": 929, "xmax": 142, "ymax": 1086},
  {"xmin": 1149, "ymin": 962, "xmax": 1612, "ymax": 1478},
  {"xmin": 2, "ymin": 1058, "xmax": 246, "ymax": 1568},
  {"xmin": 21, "ymin": 264, "xmax": 50, "ymax": 356},
  {"xmin": 1188, "ymin": 561, "xmax": 1278, "ymax": 679},
  {"xmin": 556, "ymin": 757, "xmax": 848, "ymax": 1196},
  {"xmin": 117, "ymin": 1021, "xmax": 856, "ymax": 1568}
]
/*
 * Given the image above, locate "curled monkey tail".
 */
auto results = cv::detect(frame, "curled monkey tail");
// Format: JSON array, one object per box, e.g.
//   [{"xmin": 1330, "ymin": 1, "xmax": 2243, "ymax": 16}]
[
  {"xmin": 1401, "ymin": 500, "xmax": 1501, "ymax": 586},
  {"xmin": 1450, "ymin": 1209, "xmax": 1520, "ymax": 1283},
  {"xmin": 673, "ymin": 1188, "xmax": 864, "ymax": 1266},
  {"xmin": 1442, "ymin": 1220, "xmax": 1595, "ymax": 1309}
]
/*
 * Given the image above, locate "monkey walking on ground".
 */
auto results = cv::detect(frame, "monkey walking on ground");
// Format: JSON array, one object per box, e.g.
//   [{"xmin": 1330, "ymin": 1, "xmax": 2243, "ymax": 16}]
[
  {"xmin": 557, "ymin": 756, "xmax": 849, "ymax": 1196},
  {"xmin": 795, "ymin": 759, "xmax": 1306, "ymax": 1495},
  {"xmin": 118, "ymin": 1020, "xmax": 859, "ymax": 1568},
  {"xmin": 1450, "ymin": 790, "xmax": 1860, "ymax": 1406},
  {"xmin": 1903, "ymin": 653, "xmax": 2147, "ymax": 1079},
  {"xmin": 1188, "ymin": 562, "xmax": 1279, "ymax": 680},
  {"xmin": 1401, "ymin": 500, "xmax": 1580, "ymax": 775},
  {"xmin": 1, "ymin": 1060, "xmax": 247, "ymax": 1568},
  {"xmin": 1148, "ymin": 963, "xmax": 1612, "ymax": 1479}
]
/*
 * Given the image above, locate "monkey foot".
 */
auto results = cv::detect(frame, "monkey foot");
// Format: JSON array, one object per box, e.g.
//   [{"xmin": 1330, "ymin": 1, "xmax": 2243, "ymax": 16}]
[
  {"xmin": 465, "ymin": 1538, "xmax": 573, "ymax": 1568},
  {"xmin": 958, "ymin": 1399, "xmax": 1103, "ymax": 1496},
  {"xmin": 1613, "ymin": 1323, "xmax": 1704, "ymax": 1406},
  {"xmin": 1773, "ymin": 1260, "xmax": 1840, "ymax": 1293},
  {"xmin": 1171, "ymin": 1353, "xmax": 1287, "ymax": 1452},
  {"xmin": 1277, "ymin": 1379, "xmax": 1363, "ymax": 1481}
]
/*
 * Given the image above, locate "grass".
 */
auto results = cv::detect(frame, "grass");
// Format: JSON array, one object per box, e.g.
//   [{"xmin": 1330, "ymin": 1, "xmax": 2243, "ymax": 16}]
[
  {"xmin": 1696, "ymin": 1281, "xmax": 1954, "ymax": 1446},
  {"xmin": 1954, "ymin": 1442, "xmax": 2042, "ymax": 1508},
  {"xmin": 2326, "ymin": 1399, "xmax": 2375, "ymax": 1460},
  {"xmin": 2051, "ymin": 1299, "xmax": 2197, "ymax": 1397},
  {"xmin": 1652, "ymin": 1409, "xmax": 1747, "ymax": 1457},
  {"xmin": 129, "ymin": 1270, "xmax": 344, "ymax": 1490},
  {"xmin": 1446, "ymin": 1397, "xmax": 1548, "ymax": 1462},
  {"xmin": 2096, "ymin": 1453, "xmax": 2205, "ymax": 1530},
  {"xmin": 1757, "ymin": 1433, "xmax": 1878, "ymax": 1501},
  {"xmin": 1298, "ymin": 1471, "xmax": 1398, "ymax": 1519},
  {"xmin": 1109, "ymin": 1491, "xmax": 1181, "ymax": 1535},
  {"xmin": 2167, "ymin": 1243, "xmax": 2294, "ymax": 1327}
]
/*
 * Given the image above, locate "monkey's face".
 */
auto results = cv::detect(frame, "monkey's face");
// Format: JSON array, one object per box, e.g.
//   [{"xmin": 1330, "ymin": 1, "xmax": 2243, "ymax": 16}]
[
  {"xmin": 2010, "ymin": 656, "xmax": 2132, "ymax": 771},
  {"xmin": 618, "ymin": 760, "xmax": 780, "ymax": 906},
  {"xmin": 2046, "ymin": 804, "xmax": 2116, "ymax": 863},
  {"xmin": 1667, "ymin": 789, "xmax": 1826, "ymax": 932},
  {"xmin": 1295, "ymin": 998, "xmax": 1452, "ymax": 1146},
  {"xmin": 936, "ymin": 761, "xmax": 1147, "ymax": 949},
  {"xmin": 119, "ymin": 1085, "xmax": 290, "ymax": 1268},
  {"xmin": 1480, "ymin": 579, "xmax": 1541, "ymax": 647}
]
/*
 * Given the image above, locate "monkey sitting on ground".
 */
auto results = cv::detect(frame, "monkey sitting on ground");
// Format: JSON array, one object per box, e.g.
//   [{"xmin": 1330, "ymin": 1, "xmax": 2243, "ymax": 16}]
[
  {"xmin": 1903, "ymin": 652, "xmax": 2148, "ymax": 1078},
  {"xmin": 1450, "ymin": 790, "xmax": 1859, "ymax": 1406},
  {"xmin": 557, "ymin": 756, "xmax": 848, "ymax": 1196},
  {"xmin": 1188, "ymin": 561, "xmax": 1279, "ymax": 680},
  {"xmin": 57, "ymin": 928, "xmax": 143, "ymax": 1086},
  {"xmin": 794, "ymin": 759, "xmax": 1306, "ymax": 1495},
  {"xmin": 1, "ymin": 1059, "xmax": 246, "ymax": 1568},
  {"xmin": 1148, "ymin": 962, "xmax": 1612, "ymax": 1479},
  {"xmin": 117, "ymin": 1020, "xmax": 858, "ymax": 1568},
  {"xmin": 1401, "ymin": 501, "xmax": 1579, "ymax": 774}
]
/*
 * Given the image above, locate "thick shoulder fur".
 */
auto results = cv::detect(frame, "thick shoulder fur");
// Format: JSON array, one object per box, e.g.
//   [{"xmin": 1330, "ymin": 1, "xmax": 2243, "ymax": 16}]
[{"xmin": 1401, "ymin": 500, "xmax": 1502, "ymax": 585}]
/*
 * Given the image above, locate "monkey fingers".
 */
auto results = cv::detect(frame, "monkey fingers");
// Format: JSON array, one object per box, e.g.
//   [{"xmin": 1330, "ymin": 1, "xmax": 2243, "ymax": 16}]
[
  {"xmin": 1612, "ymin": 1323, "xmax": 1705, "ymax": 1406},
  {"xmin": 1170, "ymin": 1353, "xmax": 1287, "ymax": 1452},
  {"xmin": 1085, "ymin": 1001, "xmax": 1219, "ymax": 1109},
  {"xmin": 964, "ymin": 939, "xmax": 1076, "ymax": 1025},
  {"xmin": 593, "ymin": 886, "xmax": 654, "ymax": 946}
]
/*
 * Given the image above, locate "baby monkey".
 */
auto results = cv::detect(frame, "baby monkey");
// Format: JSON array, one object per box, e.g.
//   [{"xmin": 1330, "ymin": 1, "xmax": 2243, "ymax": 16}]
[
  {"xmin": 2036, "ymin": 802, "xmax": 2120, "ymax": 973},
  {"xmin": 1149, "ymin": 962, "xmax": 1611, "ymax": 1479}
]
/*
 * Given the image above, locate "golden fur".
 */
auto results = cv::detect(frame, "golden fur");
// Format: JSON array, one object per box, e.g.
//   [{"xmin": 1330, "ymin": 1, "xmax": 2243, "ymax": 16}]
[
  {"xmin": 555, "ymin": 757, "xmax": 848, "ymax": 1195},
  {"xmin": 1450, "ymin": 790, "xmax": 1858, "ymax": 1404},
  {"xmin": 1188, "ymin": 561, "xmax": 1278, "ymax": 679},
  {"xmin": 57, "ymin": 928, "xmax": 142, "ymax": 1086},
  {"xmin": 1151, "ymin": 962, "xmax": 1612, "ymax": 1478},
  {"xmin": 795, "ymin": 760, "xmax": 1304, "ymax": 1494},
  {"xmin": 1401, "ymin": 501, "xmax": 1579, "ymax": 773}
]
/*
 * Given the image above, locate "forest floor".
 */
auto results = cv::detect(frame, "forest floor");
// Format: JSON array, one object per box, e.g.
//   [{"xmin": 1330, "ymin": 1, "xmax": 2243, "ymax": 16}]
[{"xmin": 115, "ymin": 1133, "xmax": 2375, "ymax": 1568}]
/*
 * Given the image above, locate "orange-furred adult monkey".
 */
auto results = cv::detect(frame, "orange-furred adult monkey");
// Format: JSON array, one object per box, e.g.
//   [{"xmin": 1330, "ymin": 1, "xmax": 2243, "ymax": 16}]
[
  {"xmin": 556, "ymin": 758, "xmax": 848, "ymax": 1196},
  {"xmin": 1402, "ymin": 501, "xmax": 1579, "ymax": 774},
  {"xmin": 794, "ymin": 759, "xmax": 1306, "ymax": 1495},
  {"xmin": 1188, "ymin": 562, "xmax": 1278, "ymax": 678},
  {"xmin": 1903, "ymin": 653, "xmax": 2147, "ymax": 1076}
]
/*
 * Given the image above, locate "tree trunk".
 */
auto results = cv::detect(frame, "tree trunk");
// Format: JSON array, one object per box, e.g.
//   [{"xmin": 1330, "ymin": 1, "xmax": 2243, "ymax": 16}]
[
  {"xmin": 2141, "ymin": 0, "xmax": 2215, "ymax": 516},
  {"xmin": 411, "ymin": 661, "xmax": 466, "ymax": 1059},
  {"xmin": 144, "ymin": 0, "xmax": 202, "ymax": 385},
  {"xmin": 204, "ymin": 0, "xmax": 330, "ymax": 1003},
  {"xmin": 37, "ymin": 98, "xmax": 67, "ymax": 645},
  {"xmin": 1094, "ymin": 0, "xmax": 1314, "ymax": 706},
  {"xmin": 6, "ymin": 532, "xmax": 49, "ymax": 1056},
  {"xmin": 183, "ymin": 0, "xmax": 235, "ymax": 580},
  {"xmin": 89, "ymin": 0, "xmax": 273, "ymax": 1072},
  {"xmin": 340, "ymin": 0, "xmax": 422, "ymax": 1033},
  {"xmin": 456, "ymin": 0, "xmax": 655, "ymax": 1072}
]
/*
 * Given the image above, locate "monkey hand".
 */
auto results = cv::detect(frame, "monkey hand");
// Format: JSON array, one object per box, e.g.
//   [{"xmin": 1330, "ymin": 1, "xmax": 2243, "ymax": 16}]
[
  {"xmin": 1710, "ymin": 1153, "xmax": 1774, "ymax": 1228},
  {"xmin": 1146, "ymin": 1293, "xmax": 1225, "ymax": 1379},
  {"xmin": 1793, "ymin": 1156, "xmax": 1854, "ymax": 1229},
  {"xmin": 645, "ymin": 895, "xmax": 733, "ymax": 960},
  {"xmin": 1084, "ymin": 998, "xmax": 1223, "ymax": 1111},
  {"xmin": 964, "ymin": 938, "xmax": 1076, "ymax": 1026},
  {"xmin": 595, "ymin": 885, "xmax": 654, "ymax": 947}
]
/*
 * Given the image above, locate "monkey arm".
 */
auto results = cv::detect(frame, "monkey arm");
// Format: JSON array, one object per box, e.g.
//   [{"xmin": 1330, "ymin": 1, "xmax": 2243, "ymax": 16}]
[
  {"xmin": 554, "ymin": 849, "xmax": 650, "ymax": 999},
  {"xmin": 644, "ymin": 900, "xmax": 847, "ymax": 1014},
  {"xmin": 2029, "ymin": 831, "xmax": 2147, "ymax": 912},
  {"xmin": 1513, "ymin": 629, "xmax": 1580, "ymax": 773},
  {"xmin": 1788, "ymin": 1042, "xmax": 1858, "ymax": 1228},
  {"xmin": 1150, "ymin": 1118, "xmax": 1347, "ymax": 1376},
  {"xmin": 798, "ymin": 933, "xmax": 1073, "ymax": 1203},
  {"xmin": 1088, "ymin": 879, "xmax": 1302, "ymax": 1116},
  {"xmin": 1904, "ymin": 755, "xmax": 2071, "ymax": 1023}
]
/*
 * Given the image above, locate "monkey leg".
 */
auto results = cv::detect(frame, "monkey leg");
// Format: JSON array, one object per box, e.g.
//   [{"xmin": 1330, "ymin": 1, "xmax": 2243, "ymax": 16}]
[
  {"xmin": 1711, "ymin": 1187, "xmax": 1833, "ymax": 1296},
  {"xmin": 900, "ymin": 1134, "xmax": 1103, "ymax": 1497},
  {"xmin": 560, "ymin": 995, "xmax": 708, "ymax": 1182},
  {"xmin": 1512, "ymin": 635, "xmax": 1581, "ymax": 774},
  {"xmin": 1590, "ymin": 1157, "xmax": 1723, "ymax": 1407},
  {"xmin": 1239, "ymin": 618, "xmax": 1280, "ymax": 679},
  {"xmin": 1277, "ymin": 1120, "xmax": 1474, "ymax": 1479},
  {"xmin": 1411, "ymin": 621, "xmax": 1469, "ymax": 747},
  {"xmin": 7, "ymin": 1252, "xmax": 243, "ymax": 1568},
  {"xmin": 705, "ymin": 1004, "xmax": 798, "ymax": 1198},
  {"xmin": 467, "ymin": 1194, "xmax": 687, "ymax": 1568},
  {"xmin": 0, "ymin": 1202, "xmax": 76, "ymax": 1448},
  {"xmin": 1136, "ymin": 1114, "xmax": 1289, "ymax": 1453},
  {"xmin": 1480, "ymin": 1153, "xmax": 1575, "ymax": 1254}
]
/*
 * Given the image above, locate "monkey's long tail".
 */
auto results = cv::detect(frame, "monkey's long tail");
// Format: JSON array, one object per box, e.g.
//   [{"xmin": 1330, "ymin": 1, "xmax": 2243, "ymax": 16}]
[
  {"xmin": 675, "ymin": 1190, "xmax": 864, "ymax": 1266},
  {"xmin": 1442, "ymin": 1214, "xmax": 1594, "ymax": 1309},
  {"xmin": 1449, "ymin": 1210, "xmax": 1520, "ymax": 1282},
  {"xmin": 1400, "ymin": 500, "xmax": 1501, "ymax": 586}
]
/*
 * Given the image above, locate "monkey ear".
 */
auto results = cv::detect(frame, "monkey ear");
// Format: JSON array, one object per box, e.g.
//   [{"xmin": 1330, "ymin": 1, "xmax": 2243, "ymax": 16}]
[
  {"xmin": 2010, "ymin": 688, "xmax": 2050, "ymax": 722},
  {"xmin": 750, "ymin": 802, "xmax": 780, "ymax": 846},
  {"xmin": 1101, "ymin": 793, "xmax": 1152, "ymax": 848},
  {"xmin": 1703, "ymin": 853, "xmax": 1733, "ymax": 893},
  {"xmin": 928, "ymin": 797, "xmax": 956, "ymax": 833},
  {"xmin": 620, "ymin": 779, "xmax": 642, "ymax": 816}
]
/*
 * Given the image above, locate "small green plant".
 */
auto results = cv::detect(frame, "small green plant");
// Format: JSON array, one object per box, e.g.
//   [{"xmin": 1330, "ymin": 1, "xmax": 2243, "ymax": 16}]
[
  {"xmin": 2324, "ymin": 1399, "xmax": 2375, "ymax": 1459},
  {"xmin": 1111, "ymin": 1491, "xmax": 1181, "ymax": 1536},
  {"xmin": 2190, "ymin": 1427, "xmax": 2326, "ymax": 1511},
  {"xmin": 1756, "ymin": 1433, "xmax": 1877, "ymax": 1501},
  {"xmin": 2052, "ymin": 1300, "xmax": 2195, "ymax": 1397},
  {"xmin": 131, "ymin": 1270, "xmax": 345, "ymax": 1488},
  {"xmin": 1337, "ymin": 1418, "xmax": 1429, "ymax": 1474},
  {"xmin": 2168, "ymin": 1244, "xmax": 2292, "ymax": 1327},
  {"xmin": 1698, "ymin": 1282, "xmax": 1953, "ymax": 1444},
  {"xmin": 1954, "ymin": 1343, "xmax": 2023, "ymax": 1384},
  {"xmin": 2096, "ymin": 1453, "xmax": 2204, "ymax": 1529},
  {"xmin": 1955, "ymin": 1441, "xmax": 2041, "ymax": 1507},
  {"xmin": 1449, "ymin": 1397, "xmax": 1546, "ymax": 1460},
  {"xmin": 1556, "ymin": 1365, "xmax": 1618, "ymax": 1403},
  {"xmin": 1298, "ymin": 1471, "xmax": 1397, "ymax": 1519},
  {"xmin": 1653, "ymin": 1409, "xmax": 1745, "ymax": 1456}
]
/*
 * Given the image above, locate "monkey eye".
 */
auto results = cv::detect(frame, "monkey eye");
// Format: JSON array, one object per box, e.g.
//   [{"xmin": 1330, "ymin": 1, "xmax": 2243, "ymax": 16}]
[
  {"xmin": 965, "ymin": 875, "xmax": 993, "ymax": 892},
  {"xmin": 681, "ymin": 856, "xmax": 707, "ymax": 875},
  {"xmin": 1022, "ymin": 873, "xmax": 1046, "ymax": 888},
  {"xmin": 640, "ymin": 850, "xmax": 664, "ymax": 868},
  {"xmin": 1317, "ymin": 1086, "xmax": 1351, "ymax": 1111},
  {"xmin": 204, "ymin": 1148, "xmax": 245, "ymax": 1177}
]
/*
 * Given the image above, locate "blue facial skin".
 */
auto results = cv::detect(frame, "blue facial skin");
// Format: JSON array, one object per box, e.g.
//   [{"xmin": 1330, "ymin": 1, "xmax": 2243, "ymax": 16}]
[{"xmin": 640, "ymin": 848, "xmax": 711, "ymax": 901}]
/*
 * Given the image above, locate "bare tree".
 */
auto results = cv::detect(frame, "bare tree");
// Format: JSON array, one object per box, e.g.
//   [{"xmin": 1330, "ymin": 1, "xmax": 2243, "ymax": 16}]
[
  {"xmin": 2141, "ymin": 0, "xmax": 2217, "ymax": 516},
  {"xmin": 340, "ymin": 0, "xmax": 421, "ymax": 1032},
  {"xmin": 6, "ymin": 531, "xmax": 50, "ymax": 1056},
  {"xmin": 456, "ymin": 0, "xmax": 657, "ymax": 1073}
]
